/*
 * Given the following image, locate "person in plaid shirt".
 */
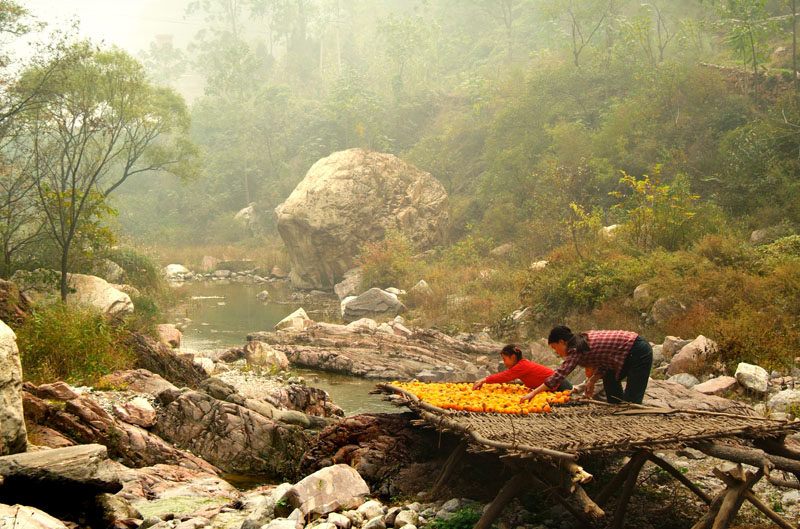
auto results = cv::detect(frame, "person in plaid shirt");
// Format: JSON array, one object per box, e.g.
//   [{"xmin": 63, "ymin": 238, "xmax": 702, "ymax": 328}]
[{"xmin": 521, "ymin": 326, "xmax": 653, "ymax": 404}]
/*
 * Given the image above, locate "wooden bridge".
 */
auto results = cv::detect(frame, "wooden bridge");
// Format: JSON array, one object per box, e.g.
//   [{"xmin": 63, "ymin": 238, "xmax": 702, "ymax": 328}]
[{"xmin": 377, "ymin": 382, "xmax": 800, "ymax": 529}]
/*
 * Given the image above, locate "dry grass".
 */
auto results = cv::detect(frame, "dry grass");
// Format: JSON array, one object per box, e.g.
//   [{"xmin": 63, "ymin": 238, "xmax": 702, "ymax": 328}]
[{"xmin": 142, "ymin": 238, "xmax": 290, "ymax": 271}]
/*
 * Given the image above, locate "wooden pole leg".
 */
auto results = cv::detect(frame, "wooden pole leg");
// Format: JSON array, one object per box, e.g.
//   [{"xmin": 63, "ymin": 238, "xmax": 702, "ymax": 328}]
[
  {"xmin": 474, "ymin": 471, "xmax": 532, "ymax": 529},
  {"xmin": 691, "ymin": 464, "xmax": 764, "ymax": 529},
  {"xmin": 611, "ymin": 450, "xmax": 649, "ymax": 529},
  {"xmin": 432, "ymin": 440, "xmax": 468, "ymax": 496},
  {"xmin": 647, "ymin": 453, "xmax": 712, "ymax": 504}
]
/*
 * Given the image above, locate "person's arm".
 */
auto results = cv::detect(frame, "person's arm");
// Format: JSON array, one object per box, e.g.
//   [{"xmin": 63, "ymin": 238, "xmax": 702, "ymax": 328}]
[
  {"xmin": 520, "ymin": 383, "xmax": 549, "ymax": 403},
  {"xmin": 473, "ymin": 361, "xmax": 524, "ymax": 390},
  {"xmin": 583, "ymin": 370, "xmax": 604, "ymax": 399}
]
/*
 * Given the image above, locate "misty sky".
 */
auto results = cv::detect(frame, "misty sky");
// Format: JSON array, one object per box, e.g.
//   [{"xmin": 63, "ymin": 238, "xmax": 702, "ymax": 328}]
[{"xmin": 22, "ymin": 0, "xmax": 198, "ymax": 54}]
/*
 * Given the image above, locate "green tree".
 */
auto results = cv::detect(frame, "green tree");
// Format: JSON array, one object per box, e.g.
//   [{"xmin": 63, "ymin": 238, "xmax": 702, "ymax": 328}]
[{"xmin": 20, "ymin": 42, "xmax": 195, "ymax": 301}]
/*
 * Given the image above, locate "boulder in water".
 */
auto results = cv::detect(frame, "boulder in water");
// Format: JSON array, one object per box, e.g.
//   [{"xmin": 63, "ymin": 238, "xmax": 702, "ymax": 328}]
[{"xmin": 276, "ymin": 149, "xmax": 448, "ymax": 289}]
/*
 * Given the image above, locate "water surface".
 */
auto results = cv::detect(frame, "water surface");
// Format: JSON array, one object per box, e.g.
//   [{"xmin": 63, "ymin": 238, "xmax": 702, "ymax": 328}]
[{"xmin": 168, "ymin": 281, "xmax": 399, "ymax": 415}]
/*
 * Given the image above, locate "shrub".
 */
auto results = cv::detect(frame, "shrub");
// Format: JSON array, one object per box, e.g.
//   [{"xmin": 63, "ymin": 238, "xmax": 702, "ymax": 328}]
[
  {"xmin": 105, "ymin": 247, "xmax": 165, "ymax": 294},
  {"xmin": 428, "ymin": 508, "xmax": 482, "ymax": 529},
  {"xmin": 357, "ymin": 229, "xmax": 413, "ymax": 290},
  {"xmin": 17, "ymin": 303, "xmax": 135, "ymax": 385}
]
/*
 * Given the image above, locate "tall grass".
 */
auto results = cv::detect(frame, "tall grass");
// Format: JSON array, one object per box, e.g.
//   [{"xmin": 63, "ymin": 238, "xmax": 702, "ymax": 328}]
[{"xmin": 17, "ymin": 303, "xmax": 135, "ymax": 385}]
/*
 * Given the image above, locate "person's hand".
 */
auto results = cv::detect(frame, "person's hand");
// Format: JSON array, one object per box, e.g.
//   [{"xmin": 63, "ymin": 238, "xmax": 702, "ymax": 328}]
[
  {"xmin": 472, "ymin": 378, "xmax": 485, "ymax": 390},
  {"xmin": 520, "ymin": 391, "xmax": 535, "ymax": 403},
  {"xmin": 584, "ymin": 379, "xmax": 595, "ymax": 400}
]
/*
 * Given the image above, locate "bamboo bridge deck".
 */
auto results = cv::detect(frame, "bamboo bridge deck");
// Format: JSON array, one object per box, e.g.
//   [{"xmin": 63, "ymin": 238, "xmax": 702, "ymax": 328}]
[{"xmin": 376, "ymin": 382, "xmax": 800, "ymax": 529}]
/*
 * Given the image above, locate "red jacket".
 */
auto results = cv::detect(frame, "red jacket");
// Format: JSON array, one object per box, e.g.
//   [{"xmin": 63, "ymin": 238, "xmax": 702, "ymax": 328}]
[{"xmin": 485, "ymin": 359, "xmax": 555, "ymax": 389}]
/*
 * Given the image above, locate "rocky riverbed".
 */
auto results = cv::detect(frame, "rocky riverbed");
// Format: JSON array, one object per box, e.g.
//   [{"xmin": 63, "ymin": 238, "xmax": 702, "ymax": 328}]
[{"xmin": 3, "ymin": 276, "xmax": 800, "ymax": 528}]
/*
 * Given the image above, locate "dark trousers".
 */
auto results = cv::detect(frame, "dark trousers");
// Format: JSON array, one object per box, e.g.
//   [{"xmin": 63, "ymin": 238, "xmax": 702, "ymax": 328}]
[{"xmin": 603, "ymin": 336, "xmax": 652, "ymax": 404}]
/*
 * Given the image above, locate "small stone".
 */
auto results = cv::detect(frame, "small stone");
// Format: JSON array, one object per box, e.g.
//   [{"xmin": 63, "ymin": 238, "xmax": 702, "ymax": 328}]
[
  {"xmin": 358, "ymin": 501, "xmax": 384, "ymax": 521},
  {"xmin": 735, "ymin": 363, "xmax": 770, "ymax": 393},
  {"xmin": 363, "ymin": 516, "xmax": 386, "ymax": 529},
  {"xmin": 394, "ymin": 510, "xmax": 419, "ymax": 528},
  {"xmin": 782, "ymin": 490, "xmax": 800, "ymax": 505},
  {"xmin": 676, "ymin": 448, "xmax": 706, "ymax": 460},
  {"xmin": 667, "ymin": 373, "xmax": 700, "ymax": 389}
]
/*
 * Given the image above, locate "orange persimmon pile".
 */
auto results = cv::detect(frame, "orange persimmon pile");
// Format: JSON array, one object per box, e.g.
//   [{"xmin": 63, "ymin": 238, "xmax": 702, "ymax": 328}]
[{"xmin": 392, "ymin": 381, "xmax": 571, "ymax": 415}]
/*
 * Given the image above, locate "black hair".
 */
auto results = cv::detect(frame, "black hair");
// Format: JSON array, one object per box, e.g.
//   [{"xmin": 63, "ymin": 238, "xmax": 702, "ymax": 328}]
[
  {"xmin": 500, "ymin": 343, "xmax": 523, "ymax": 362},
  {"xmin": 547, "ymin": 325, "xmax": 590, "ymax": 354}
]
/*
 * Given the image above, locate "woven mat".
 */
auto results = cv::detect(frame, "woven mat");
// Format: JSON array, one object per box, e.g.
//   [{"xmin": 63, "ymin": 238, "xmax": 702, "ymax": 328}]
[{"xmin": 377, "ymin": 383, "xmax": 800, "ymax": 455}]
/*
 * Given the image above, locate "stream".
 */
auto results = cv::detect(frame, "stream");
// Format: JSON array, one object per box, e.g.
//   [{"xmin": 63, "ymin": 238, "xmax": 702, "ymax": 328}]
[{"xmin": 167, "ymin": 280, "xmax": 399, "ymax": 415}]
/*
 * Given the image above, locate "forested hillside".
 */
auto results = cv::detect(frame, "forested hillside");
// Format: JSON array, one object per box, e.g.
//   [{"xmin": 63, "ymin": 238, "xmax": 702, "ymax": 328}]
[{"xmin": 3, "ymin": 0, "xmax": 800, "ymax": 371}]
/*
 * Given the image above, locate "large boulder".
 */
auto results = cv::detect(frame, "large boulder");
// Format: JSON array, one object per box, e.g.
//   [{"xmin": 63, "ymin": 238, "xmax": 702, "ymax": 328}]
[
  {"xmin": 0, "ymin": 504, "xmax": 70, "ymax": 529},
  {"xmin": 276, "ymin": 464, "xmax": 369, "ymax": 517},
  {"xmin": 124, "ymin": 331, "xmax": 208, "ymax": 389},
  {"xmin": 244, "ymin": 341, "xmax": 290, "ymax": 370},
  {"xmin": 667, "ymin": 335, "xmax": 718, "ymax": 376},
  {"xmin": 275, "ymin": 149, "xmax": 449, "ymax": 289},
  {"xmin": 334, "ymin": 269, "xmax": 363, "ymax": 301},
  {"xmin": 767, "ymin": 389, "xmax": 800, "ymax": 413},
  {"xmin": 21, "ymin": 388, "xmax": 217, "ymax": 473},
  {"xmin": 156, "ymin": 324, "xmax": 182, "ymax": 348},
  {"xmin": 342, "ymin": 288, "xmax": 406, "ymax": 323},
  {"xmin": 0, "ymin": 319, "xmax": 26, "ymax": 455},
  {"xmin": 153, "ymin": 389, "xmax": 308, "ymax": 479},
  {"xmin": 11, "ymin": 270, "xmax": 133, "ymax": 317},
  {"xmin": 734, "ymin": 362, "xmax": 769, "ymax": 393}
]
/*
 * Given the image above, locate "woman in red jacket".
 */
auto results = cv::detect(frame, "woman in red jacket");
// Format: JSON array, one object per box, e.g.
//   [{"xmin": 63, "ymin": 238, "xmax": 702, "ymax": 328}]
[{"xmin": 472, "ymin": 344, "xmax": 573, "ymax": 391}]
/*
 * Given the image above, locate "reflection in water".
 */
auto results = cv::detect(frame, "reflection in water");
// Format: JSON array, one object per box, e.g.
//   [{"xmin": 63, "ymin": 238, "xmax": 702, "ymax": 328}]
[{"xmin": 168, "ymin": 281, "xmax": 400, "ymax": 415}]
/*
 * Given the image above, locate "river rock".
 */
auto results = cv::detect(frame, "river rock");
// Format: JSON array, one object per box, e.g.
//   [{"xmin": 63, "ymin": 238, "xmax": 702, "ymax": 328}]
[
  {"xmin": 632, "ymin": 283, "xmax": 652, "ymax": 308},
  {"xmin": 395, "ymin": 510, "xmax": 418, "ymax": 528},
  {"xmin": 667, "ymin": 373, "xmax": 699, "ymax": 389},
  {"xmin": 767, "ymin": 389, "xmax": 800, "ymax": 413},
  {"xmin": 342, "ymin": 288, "xmax": 406, "ymax": 323},
  {"xmin": 275, "ymin": 149, "xmax": 448, "ymax": 289},
  {"xmin": 154, "ymin": 389, "xmax": 307, "ymax": 478},
  {"xmin": 12, "ymin": 270, "xmax": 133, "ymax": 318},
  {"xmin": 693, "ymin": 376, "xmax": 738, "ymax": 396},
  {"xmin": 264, "ymin": 385, "xmax": 344, "ymax": 418},
  {"xmin": 662, "ymin": 336, "xmax": 690, "ymax": 360},
  {"xmin": 643, "ymin": 380, "xmax": 755, "ymax": 415},
  {"xmin": 346, "ymin": 318, "xmax": 378, "ymax": 333},
  {"xmin": 0, "ymin": 504, "xmax": 71, "ymax": 529},
  {"xmin": 165, "ymin": 264, "xmax": 190, "ymax": 279},
  {"xmin": 408, "ymin": 280, "xmax": 432, "ymax": 298},
  {"xmin": 275, "ymin": 308, "xmax": 313, "ymax": 331},
  {"xmin": 0, "ymin": 319, "xmax": 26, "ymax": 455},
  {"xmin": 124, "ymin": 332, "xmax": 208, "ymax": 389},
  {"xmin": 667, "ymin": 335, "xmax": 718, "ymax": 376},
  {"xmin": 98, "ymin": 369, "xmax": 177, "ymax": 394},
  {"xmin": 0, "ymin": 279, "xmax": 32, "ymax": 328},
  {"xmin": 735, "ymin": 363, "xmax": 769, "ymax": 393},
  {"xmin": 244, "ymin": 341, "xmax": 290, "ymax": 370},
  {"xmin": 112, "ymin": 397, "xmax": 157, "ymax": 428},
  {"xmin": 276, "ymin": 464, "xmax": 369, "ymax": 518},
  {"xmin": 21, "ymin": 389, "xmax": 216, "ymax": 473},
  {"xmin": 156, "ymin": 324, "xmax": 181, "ymax": 348},
  {"xmin": 647, "ymin": 297, "xmax": 686, "ymax": 326},
  {"xmin": 94, "ymin": 259, "xmax": 125, "ymax": 283},
  {"xmin": 248, "ymin": 325, "xmax": 491, "ymax": 381},
  {"xmin": 300, "ymin": 413, "xmax": 441, "ymax": 496},
  {"xmin": 334, "ymin": 269, "xmax": 363, "ymax": 301},
  {"xmin": 257, "ymin": 290, "xmax": 272, "ymax": 302}
]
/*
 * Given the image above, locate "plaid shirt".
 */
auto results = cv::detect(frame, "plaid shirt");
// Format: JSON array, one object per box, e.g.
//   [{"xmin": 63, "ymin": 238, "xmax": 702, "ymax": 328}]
[{"xmin": 544, "ymin": 330, "xmax": 638, "ymax": 389}]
